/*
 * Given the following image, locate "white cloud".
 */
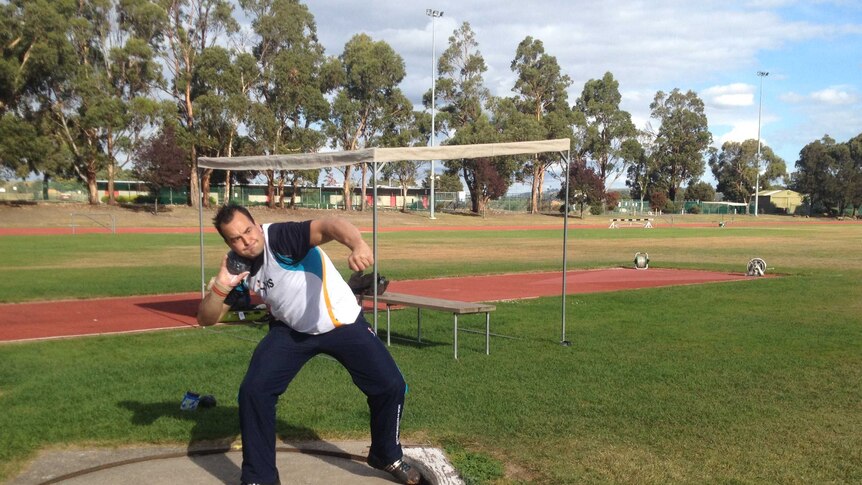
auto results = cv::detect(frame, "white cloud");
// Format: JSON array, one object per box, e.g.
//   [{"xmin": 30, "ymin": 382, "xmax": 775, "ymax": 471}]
[
  {"xmin": 702, "ymin": 83, "xmax": 755, "ymax": 109},
  {"xmin": 717, "ymin": 121, "xmax": 762, "ymax": 146},
  {"xmin": 780, "ymin": 92, "xmax": 806, "ymax": 104},
  {"xmin": 810, "ymin": 87, "xmax": 859, "ymax": 105},
  {"xmin": 779, "ymin": 86, "xmax": 859, "ymax": 106}
]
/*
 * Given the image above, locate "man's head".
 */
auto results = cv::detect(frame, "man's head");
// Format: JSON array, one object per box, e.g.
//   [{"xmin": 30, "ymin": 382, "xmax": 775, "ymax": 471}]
[{"xmin": 213, "ymin": 204, "xmax": 265, "ymax": 259}]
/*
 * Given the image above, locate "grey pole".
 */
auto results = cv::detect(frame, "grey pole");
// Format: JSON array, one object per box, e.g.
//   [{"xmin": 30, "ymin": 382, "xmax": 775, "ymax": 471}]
[
  {"xmin": 198, "ymin": 168, "xmax": 206, "ymax": 298},
  {"xmin": 426, "ymin": 9, "xmax": 443, "ymax": 220},
  {"xmin": 755, "ymin": 71, "xmax": 768, "ymax": 217},
  {"xmin": 372, "ymin": 161, "xmax": 379, "ymax": 334},
  {"xmin": 560, "ymin": 151, "xmax": 571, "ymax": 346}
]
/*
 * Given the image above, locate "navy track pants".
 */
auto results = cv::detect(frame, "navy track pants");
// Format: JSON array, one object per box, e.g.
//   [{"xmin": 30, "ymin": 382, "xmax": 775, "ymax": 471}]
[{"xmin": 238, "ymin": 314, "xmax": 406, "ymax": 484}]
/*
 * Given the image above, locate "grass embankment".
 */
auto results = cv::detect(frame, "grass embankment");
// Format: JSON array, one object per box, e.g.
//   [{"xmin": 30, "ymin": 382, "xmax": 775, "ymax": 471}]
[{"xmin": 1, "ymin": 222, "xmax": 861, "ymax": 483}]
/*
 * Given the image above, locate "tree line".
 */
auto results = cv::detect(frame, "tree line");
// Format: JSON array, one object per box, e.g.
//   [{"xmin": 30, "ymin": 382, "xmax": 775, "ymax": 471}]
[{"xmin": 2, "ymin": 0, "xmax": 860, "ymax": 216}]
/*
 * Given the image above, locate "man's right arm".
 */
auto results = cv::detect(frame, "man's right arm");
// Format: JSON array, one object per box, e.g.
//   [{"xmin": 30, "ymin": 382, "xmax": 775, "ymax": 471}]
[{"xmin": 197, "ymin": 281, "xmax": 232, "ymax": 326}]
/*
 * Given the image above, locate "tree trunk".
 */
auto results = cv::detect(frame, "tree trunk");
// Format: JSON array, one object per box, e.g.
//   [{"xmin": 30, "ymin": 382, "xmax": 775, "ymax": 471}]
[
  {"xmin": 107, "ymin": 163, "xmax": 116, "ymax": 205},
  {"xmin": 530, "ymin": 163, "xmax": 540, "ymax": 214},
  {"xmin": 266, "ymin": 170, "xmax": 275, "ymax": 208},
  {"xmin": 202, "ymin": 169, "xmax": 212, "ymax": 208},
  {"xmin": 224, "ymin": 169, "xmax": 232, "ymax": 205},
  {"xmin": 86, "ymin": 161, "xmax": 99, "ymax": 205},
  {"xmin": 189, "ymin": 147, "xmax": 200, "ymax": 208},
  {"xmin": 342, "ymin": 165, "xmax": 353, "ymax": 211},
  {"xmin": 537, "ymin": 168, "xmax": 546, "ymax": 212}
]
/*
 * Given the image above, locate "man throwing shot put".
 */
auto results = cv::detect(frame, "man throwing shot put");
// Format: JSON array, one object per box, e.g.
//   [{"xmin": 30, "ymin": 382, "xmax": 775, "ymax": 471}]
[{"xmin": 197, "ymin": 204, "xmax": 421, "ymax": 485}]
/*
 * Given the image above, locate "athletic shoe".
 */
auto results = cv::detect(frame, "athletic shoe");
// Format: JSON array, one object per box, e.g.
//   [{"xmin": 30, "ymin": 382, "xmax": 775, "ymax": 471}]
[{"xmin": 366, "ymin": 454, "xmax": 422, "ymax": 484}]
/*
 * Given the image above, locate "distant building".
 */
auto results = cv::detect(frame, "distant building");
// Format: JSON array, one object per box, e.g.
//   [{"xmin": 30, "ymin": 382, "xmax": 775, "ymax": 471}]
[{"xmin": 757, "ymin": 189, "xmax": 804, "ymax": 215}]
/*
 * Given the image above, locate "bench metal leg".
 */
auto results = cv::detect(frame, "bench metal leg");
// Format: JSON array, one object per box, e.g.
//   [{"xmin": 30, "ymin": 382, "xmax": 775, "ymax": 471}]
[
  {"xmin": 485, "ymin": 312, "xmax": 490, "ymax": 355},
  {"xmin": 454, "ymin": 314, "xmax": 458, "ymax": 360},
  {"xmin": 386, "ymin": 305, "xmax": 391, "ymax": 346}
]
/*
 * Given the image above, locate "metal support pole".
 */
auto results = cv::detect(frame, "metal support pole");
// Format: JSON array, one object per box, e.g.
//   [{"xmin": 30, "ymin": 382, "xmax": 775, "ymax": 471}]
[
  {"xmin": 198, "ymin": 168, "xmax": 206, "ymax": 298},
  {"xmin": 372, "ymin": 162, "xmax": 379, "ymax": 335},
  {"xmin": 561, "ymin": 152, "xmax": 571, "ymax": 346},
  {"xmin": 454, "ymin": 314, "xmax": 458, "ymax": 359}
]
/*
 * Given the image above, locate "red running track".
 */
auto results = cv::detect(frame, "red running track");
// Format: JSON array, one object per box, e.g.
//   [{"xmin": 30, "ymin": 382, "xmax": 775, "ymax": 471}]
[{"xmin": 0, "ymin": 268, "xmax": 755, "ymax": 343}]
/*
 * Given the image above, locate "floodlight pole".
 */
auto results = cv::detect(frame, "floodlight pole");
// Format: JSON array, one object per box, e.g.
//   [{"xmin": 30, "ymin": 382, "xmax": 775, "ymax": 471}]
[
  {"xmin": 426, "ymin": 8, "xmax": 443, "ymax": 219},
  {"xmin": 755, "ymin": 71, "xmax": 768, "ymax": 217}
]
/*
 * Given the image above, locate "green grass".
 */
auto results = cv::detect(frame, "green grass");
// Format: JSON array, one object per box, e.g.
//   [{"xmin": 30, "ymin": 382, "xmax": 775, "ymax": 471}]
[{"xmin": 1, "ymin": 222, "xmax": 861, "ymax": 483}]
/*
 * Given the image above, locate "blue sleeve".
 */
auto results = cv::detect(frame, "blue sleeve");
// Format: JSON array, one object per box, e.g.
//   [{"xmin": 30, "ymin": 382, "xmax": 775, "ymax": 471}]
[{"xmin": 267, "ymin": 221, "xmax": 312, "ymax": 264}]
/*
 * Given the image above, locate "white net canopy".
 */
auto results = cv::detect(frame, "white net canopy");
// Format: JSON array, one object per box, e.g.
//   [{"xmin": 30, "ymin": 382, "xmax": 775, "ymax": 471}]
[{"xmin": 198, "ymin": 139, "xmax": 571, "ymax": 170}]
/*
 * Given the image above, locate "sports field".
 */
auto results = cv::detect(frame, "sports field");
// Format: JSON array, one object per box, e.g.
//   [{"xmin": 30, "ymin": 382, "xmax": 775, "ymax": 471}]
[{"xmin": 1, "ymin": 204, "xmax": 860, "ymax": 484}]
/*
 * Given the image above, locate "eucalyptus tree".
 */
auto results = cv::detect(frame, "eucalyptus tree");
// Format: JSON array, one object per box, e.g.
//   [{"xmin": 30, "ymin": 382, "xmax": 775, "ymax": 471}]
[
  {"xmin": 847, "ymin": 133, "xmax": 862, "ymax": 216},
  {"xmin": 432, "ymin": 22, "xmax": 490, "ymax": 134},
  {"xmin": 433, "ymin": 22, "xmax": 507, "ymax": 213},
  {"xmin": 683, "ymin": 181, "xmax": 716, "ymax": 203},
  {"xmin": 625, "ymin": 126, "xmax": 659, "ymax": 214},
  {"xmin": 379, "ymin": 111, "xmax": 427, "ymax": 211},
  {"xmin": 424, "ymin": 171, "xmax": 464, "ymax": 193},
  {"xmin": 449, "ymin": 114, "xmax": 515, "ymax": 214},
  {"xmin": 240, "ymin": 0, "xmax": 337, "ymax": 208},
  {"xmin": 100, "ymin": 0, "xmax": 167, "ymax": 204},
  {"xmin": 649, "ymin": 88, "xmax": 712, "ymax": 202},
  {"xmin": 0, "ymin": 0, "xmax": 71, "ymax": 186},
  {"xmin": 0, "ymin": 0, "xmax": 166, "ymax": 204},
  {"xmin": 157, "ymin": 0, "xmax": 238, "ymax": 208},
  {"xmin": 325, "ymin": 33, "xmax": 412, "ymax": 211},
  {"xmin": 708, "ymin": 139, "xmax": 785, "ymax": 211},
  {"xmin": 793, "ymin": 135, "xmax": 859, "ymax": 215},
  {"xmin": 509, "ymin": 36, "xmax": 573, "ymax": 213},
  {"xmin": 573, "ymin": 72, "xmax": 639, "ymax": 195},
  {"xmin": 192, "ymin": 46, "xmax": 257, "ymax": 204},
  {"xmin": 0, "ymin": 0, "xmax": 111, "ymax": 203}
]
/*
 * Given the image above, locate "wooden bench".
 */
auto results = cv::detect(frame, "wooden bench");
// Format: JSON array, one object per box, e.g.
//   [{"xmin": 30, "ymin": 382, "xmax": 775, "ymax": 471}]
[
  {"xmin": 362, "ymin": 292, "xmax": 496, "ymax": 359},
  {"xmin": 609, "ymin": 218, "xmax": 653, "ymax": 229}
]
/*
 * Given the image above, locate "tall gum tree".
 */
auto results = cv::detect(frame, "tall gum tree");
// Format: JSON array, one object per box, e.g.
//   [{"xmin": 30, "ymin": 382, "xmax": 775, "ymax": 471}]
[
  {"xmin": 649, "ymin": 88, "xmax": 712, "ymax": 202},
  {"xmin": 157, "ymin": 0, "xmax": 238, "ymax": 208},
  {"xmin": 325, "ymin": 33, "xmax": 410, "ymax": 211},
  {"xmin": 708, "ymin": 139, "xmax": 786, "ymax": 212},
  {"xmin": 192, "ymin": 46, "xmax": 257, "ymax": 204},
  {"xmin": 509, "ymin": 36, "xmax": 572, "ymax": 214},
  {"xmin": 574, "ymin": 72, "xmax": 639, "ymax": 197},
  {"xmin": 241, "ymin": 0, "xmax": 336, "ymax": 209},
  {"xmin": 0, "ymin": 0, "xmax": 72, "ymax": 187},
  {"xmin": 793, "ymin": 134, "xmax": 861, "ymax": 215},
  {"xmin": 433, "ymin": 22, "xmax": 501, "ymax": 213}
]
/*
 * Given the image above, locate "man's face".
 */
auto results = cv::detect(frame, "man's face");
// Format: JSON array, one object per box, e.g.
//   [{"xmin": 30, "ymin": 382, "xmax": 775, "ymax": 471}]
[{"xmin": 220, "ymin": 212, "xmax": 264, "ymax": 259}]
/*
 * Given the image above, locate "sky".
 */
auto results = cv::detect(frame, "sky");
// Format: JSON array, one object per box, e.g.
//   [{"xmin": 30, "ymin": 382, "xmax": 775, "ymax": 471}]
[{"xmin": 257, "ymin": 0, "xmax": 862, "ymax": 191}]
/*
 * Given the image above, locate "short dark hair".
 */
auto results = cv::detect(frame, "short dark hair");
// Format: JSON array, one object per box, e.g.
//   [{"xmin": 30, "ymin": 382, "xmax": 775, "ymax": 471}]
[{"xmin": 213, "ymin": 203, "xmax": 255, "ymax": 239}]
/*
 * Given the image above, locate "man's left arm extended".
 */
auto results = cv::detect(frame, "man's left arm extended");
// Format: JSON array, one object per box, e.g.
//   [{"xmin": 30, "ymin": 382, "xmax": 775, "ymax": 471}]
[{"xmin": 309, "ymin": 217, "xmax": 373, "ymax": 272}]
